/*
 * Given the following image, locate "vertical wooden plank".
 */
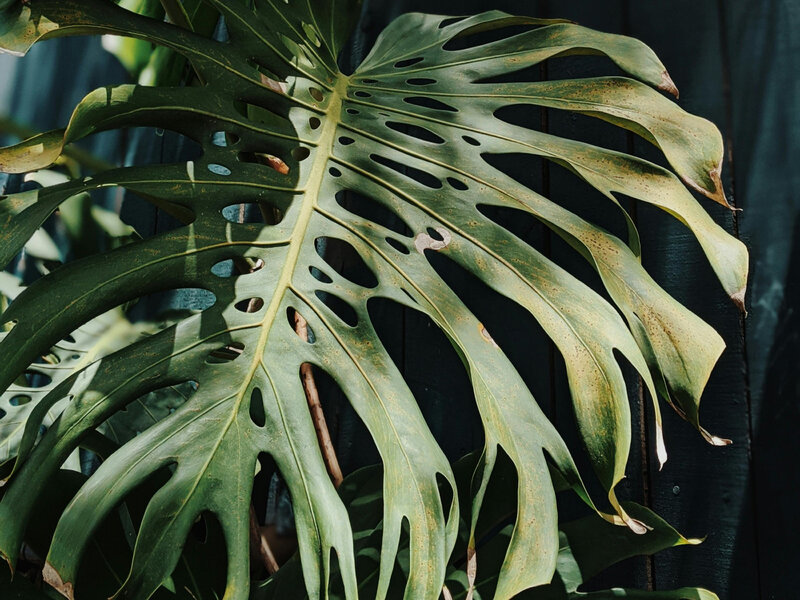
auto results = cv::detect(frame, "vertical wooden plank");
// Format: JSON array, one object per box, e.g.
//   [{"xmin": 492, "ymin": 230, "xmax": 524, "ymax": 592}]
[
  {"xmin": 625, "ymin": 2, "xmax": 758, "ymax": 597},
  {"xmin": 722, "ymin": 1, "xmax": 800, "ymax": 597}
]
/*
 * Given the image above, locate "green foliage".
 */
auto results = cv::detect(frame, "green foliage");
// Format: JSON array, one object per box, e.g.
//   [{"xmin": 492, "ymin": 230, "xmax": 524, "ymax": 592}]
[{"xmin": 0, "ymin": 1, "xmax": 744, "ymax": 599}]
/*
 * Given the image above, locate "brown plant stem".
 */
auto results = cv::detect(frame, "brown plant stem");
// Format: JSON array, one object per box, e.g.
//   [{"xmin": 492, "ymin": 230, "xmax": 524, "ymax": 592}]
[
  {"xmin": 294, "ymin": 310, "xmax": 344, "ymax": 488},
  {"xmin": 249, "ymin": 505, "xmax": 280, "ymax": 575}
]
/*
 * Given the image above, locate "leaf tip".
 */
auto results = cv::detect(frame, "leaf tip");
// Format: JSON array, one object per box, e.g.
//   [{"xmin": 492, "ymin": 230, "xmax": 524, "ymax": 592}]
[
  {"xmin": 656, "ymin": 427, "xmax": 668, "ymax": 470},
  {"xmin": 659, "ymin": 70, "xmax": 679, "ymax": 98},
  {"xmin": 730, "ymin": 286, "xmax": 746, "ymax": 315},
  {"xmin": 700, "ymin": 427, "xmax": 732, "ymax": 447},
  {"xmin": 685, "ymin": 535, "xmax": 706, "ymax": 546},
  {"xmin": 465, "ymin": 543, "xmax": 476, "ymax": 600},
  {"xmin": 609, "ymin": 492, "xmax": 652, "ymax": 535},
  {"xmin": 0, "ymin": 549, "xmax": 14, "ymax": 577},
  {"xmin": 42, "ymin": 562, "xmax": 74, "ymax": 600}
]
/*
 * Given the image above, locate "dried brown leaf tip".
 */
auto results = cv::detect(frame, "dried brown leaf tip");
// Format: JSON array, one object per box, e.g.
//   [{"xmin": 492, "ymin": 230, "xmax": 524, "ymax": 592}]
[
  {"xmin": 700, "ymin": 427, "xmax": 733, "ymax": 446},
  {"xmin": 465, "ymin": 544, "xmax": 477, "ymax": 600},
  {"xmin": 43, "ymin": 562, "xmax": 74, "ymax": 600},
  {"xmin": 684, "ymin": 159, "xmax": 738, "ymax": 210},
  {"xmin": 730, "ymin": 286, "xmax": 747, "ymax": 315},
  {"xmin": 659, "ymin": 70, "xmax": 680, "ymax": 98}
]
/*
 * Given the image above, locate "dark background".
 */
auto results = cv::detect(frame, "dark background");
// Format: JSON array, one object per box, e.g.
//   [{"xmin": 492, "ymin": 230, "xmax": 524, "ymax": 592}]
[{"xmin": 1, "ymin": 1, "xmax": 797, "ymax": 598}]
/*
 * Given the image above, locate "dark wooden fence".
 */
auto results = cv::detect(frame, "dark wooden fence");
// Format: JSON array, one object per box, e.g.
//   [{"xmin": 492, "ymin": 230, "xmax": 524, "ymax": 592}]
[{"xmin": 1, "ymin": 1, "xmax": 797, "ymax": 598}]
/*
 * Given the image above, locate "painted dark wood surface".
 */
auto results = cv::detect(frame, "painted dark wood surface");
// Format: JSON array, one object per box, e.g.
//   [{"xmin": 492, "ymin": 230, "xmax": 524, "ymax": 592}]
[{"xmin": 1, "ymin": 1, "xmax": 797, "ymax": 598}]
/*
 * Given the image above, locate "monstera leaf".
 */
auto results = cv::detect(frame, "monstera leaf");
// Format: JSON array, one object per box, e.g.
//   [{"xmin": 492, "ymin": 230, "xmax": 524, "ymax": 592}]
[
  {"xmin": 255, "ymin": 455, "xmax": 718, "ymax": 600},
  {"xmin": 0, "ymin": 1, "xmax": 745, "ymax": 599}
]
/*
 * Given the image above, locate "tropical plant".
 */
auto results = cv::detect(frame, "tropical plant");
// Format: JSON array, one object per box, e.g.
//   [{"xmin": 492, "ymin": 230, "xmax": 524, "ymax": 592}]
[{"xmin": 0, "ymin": 1, "xmax": 746, "ymax": 599}]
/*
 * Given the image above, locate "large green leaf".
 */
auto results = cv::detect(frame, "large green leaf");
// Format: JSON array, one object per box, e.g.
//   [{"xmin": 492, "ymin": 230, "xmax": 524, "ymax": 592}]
[
  {"xmin": 255, "ymin": 456, "xmax": 717, "ymax": 600},
  {"xmin": 0, "ymin": 2, "xmax": 744, "ymax": 599}
]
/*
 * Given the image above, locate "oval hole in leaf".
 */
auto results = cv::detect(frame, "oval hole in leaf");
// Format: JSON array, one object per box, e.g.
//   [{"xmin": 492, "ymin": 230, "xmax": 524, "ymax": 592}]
[
  {"xmin": 403, "ymin": 96, "xmax": 457, "ymax": 112},
  {"xmin": 462, "ymin": 135, "xmax": 481, "ymax": 146},
  {"xmin": 309, "ymin": 117, "xmax": 321, "ymax": 130},
  {"xmin": 207, "ymin": 163, "xmax": 231, "ymax": 176},
  {"xmin": 315, "ymin": 237, "xmax": 378, "ymax": 289},
  {"xmin": 309, "ymin": 87, "xmax": 324, "ymax": 102},
  {"xmin": 211, "ymin": 131, "xmax": 240, "ymax": 147},
  {"xmin": 329, "ymin": 167, "xmax": 342, "ymax": 177},
  {"xmin": 206, "ymin": 342, "xmax": 245, "ymax": 364},
  {"xmin": 10, "ymin": 395, "xmax": 31, "ymax": 406},
  {"xmin": 386, "ymin": 237, "xmax": 410, "ymax": 254},
  {"xmin": 315, "ymin": 291, "xmax": 358, "ymax": 327},
  {"xmin": 346, "ymin": 108, "xmax": 359, "ymax": 115},
  {"xmin": 221, "ymin": 203, "xmax": 285, "ymax": 225},
  {"xmin": 370, "ymin": 154, "xmax": 442, "ymax": 189},
  {"xmin": 426, "ymin": 227, "xmax": 444, "ymax": 241},
  {"xmin": 238, "ymin": 151, "xmax": 290, "ymax": 175},
  {"xmin": 292, "ymin": 147, "xmax": 311, "ymax": 161},
  {"xmin": 394, "ymin": 57, "xmax": 424, "ymax": 68},
  {"xmin": 407, "ymin": 78, "xmax": 436, "ymax": 86},
  {"xmin": 249, "ymin": 388, "xmax": 266, "ymax": 427},
  {"xmin": 338, "ymin": 136, "xmax": 355, "ymax": 146},
  {"xmin": 234, "ymin": 297, "xmax": 265, "ymax": 313},
  {"xmin": 354, "ymin": 90, "xmax": 371, "ymax": 98},
  {"xmin": 23, "ymin": 371, "xmax": 51, "ymax": 388},
  {"xmin": 385, "ymin": 121, "xmax": 445, "ymax": 144},
  {"xmin": 287, "ymin": 307, "xmax": 315, "ymax": 343},
  {"xmin": 334, "ymin": 189, "xmax": 413, "ymax": 237},
  {"xmin": 211, "ymin": 258, "xmax": 236, "ymax": 279},
  {"xmin": 309, "ymin": 266, "xmax": 333, "ymax": 284},
  {"xmin": 0, "ymin": 408, "xmax": 5, "ymax": 419},
  {"xmin": 447, "ymin": 177, "xmax": 469, "ymax": 190}
]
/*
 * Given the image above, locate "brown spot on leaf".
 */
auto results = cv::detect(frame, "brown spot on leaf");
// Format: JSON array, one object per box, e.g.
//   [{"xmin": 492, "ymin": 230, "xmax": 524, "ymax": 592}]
[
  {"xmin": 414, "ymin": 227, "xmax": 451, "ymax": 253},
  {"xmin": 479, "ymin": 324, "xmax": 499, "ymax": 348}
]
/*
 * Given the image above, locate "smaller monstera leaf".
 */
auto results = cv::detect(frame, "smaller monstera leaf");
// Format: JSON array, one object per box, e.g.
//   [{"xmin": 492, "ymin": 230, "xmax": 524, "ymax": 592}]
[
  {"xmin": 0, "ymin": 272, "xmax": 173, "ymax": 468},
  {"xmin": 0, "ymin": 2, "xmax": 745, "ymax": 600},
  {"xmin": 255, "ymin": 456, "xmax": 717, "ymax": 600}
]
